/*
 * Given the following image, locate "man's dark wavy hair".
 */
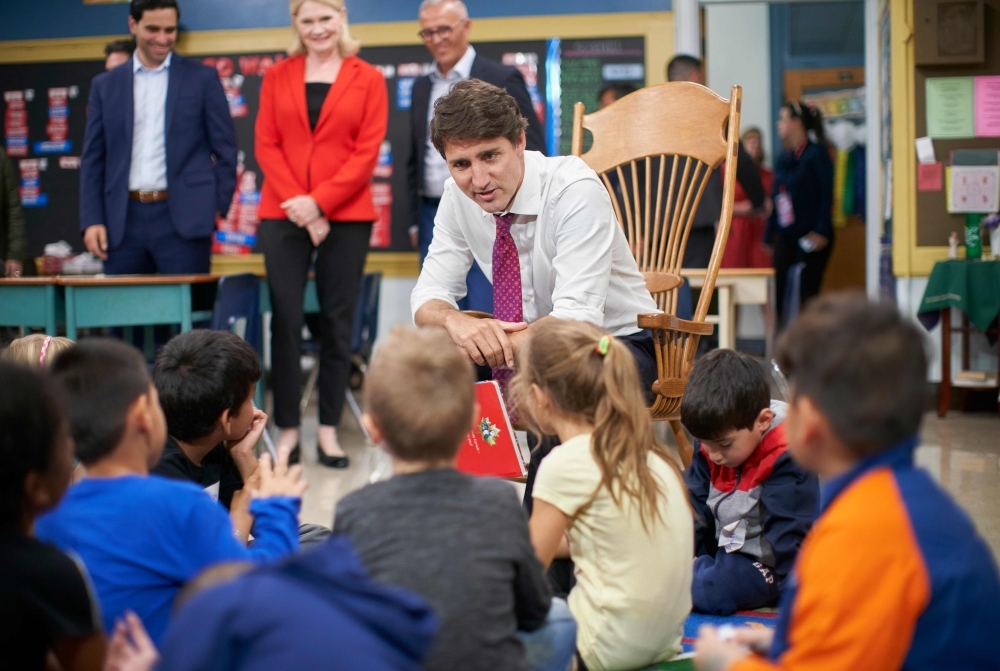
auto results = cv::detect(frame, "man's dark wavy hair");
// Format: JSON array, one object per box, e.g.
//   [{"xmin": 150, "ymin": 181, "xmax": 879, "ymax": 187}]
[{"xmin": 430, "ymin": 79, "xmax": 528, "ymax": 158}]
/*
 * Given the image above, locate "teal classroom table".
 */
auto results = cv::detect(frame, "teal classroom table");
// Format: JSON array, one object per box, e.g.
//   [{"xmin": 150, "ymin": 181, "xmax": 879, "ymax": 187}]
[
  {"xmin": 0, "ymin": 277, "xmax": 64, "ymax": 335},
  {"xmin": 60, "ymin": 276, "xmax": 218, "ymax": 355}
]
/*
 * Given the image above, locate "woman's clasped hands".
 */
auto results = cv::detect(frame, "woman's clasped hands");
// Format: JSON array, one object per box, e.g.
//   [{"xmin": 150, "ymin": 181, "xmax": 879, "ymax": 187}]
[{"xmin": 281, "ymin": 195, "xmax": 330, "ymax": 246}]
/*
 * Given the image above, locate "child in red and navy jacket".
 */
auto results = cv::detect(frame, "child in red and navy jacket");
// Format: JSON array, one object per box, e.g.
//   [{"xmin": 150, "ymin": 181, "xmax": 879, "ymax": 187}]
[
  {"xmin": 694, "ymin": 294, "xmax": 1000, "ymax": 671},
  {"xmin": 681, "ymin": 349, "xmax": 818, "ymax": 615}
]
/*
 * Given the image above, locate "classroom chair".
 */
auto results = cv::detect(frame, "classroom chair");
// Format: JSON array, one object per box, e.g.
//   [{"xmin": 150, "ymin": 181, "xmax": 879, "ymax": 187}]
[{"xmin": 570, "ymin": 82, "xmax": 743, "ymax": 467}]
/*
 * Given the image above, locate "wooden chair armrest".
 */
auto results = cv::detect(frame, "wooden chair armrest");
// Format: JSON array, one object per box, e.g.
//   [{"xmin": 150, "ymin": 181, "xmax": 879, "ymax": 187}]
[{"xmin": 637, "ymin": 313, "xmax": 714, "ymax": 335}]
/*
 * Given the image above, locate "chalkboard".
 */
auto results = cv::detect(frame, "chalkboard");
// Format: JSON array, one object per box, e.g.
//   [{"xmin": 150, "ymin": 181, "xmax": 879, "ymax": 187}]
[{"xmin": 1, "ymin": 36, "xmax": 645, "ymax": 258}]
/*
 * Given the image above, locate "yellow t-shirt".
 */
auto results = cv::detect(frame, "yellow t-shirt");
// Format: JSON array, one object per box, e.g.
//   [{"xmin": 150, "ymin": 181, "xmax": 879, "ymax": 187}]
[{"xmin": 533, "ymin": 433, "xmax": 693, "ymax": 671}]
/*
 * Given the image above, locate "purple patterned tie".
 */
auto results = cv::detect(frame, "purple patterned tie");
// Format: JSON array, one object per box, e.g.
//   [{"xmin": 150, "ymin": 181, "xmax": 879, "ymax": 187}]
[{"xmin": 491, "ymin": 213, "xmax": 522, "ymax": 394}]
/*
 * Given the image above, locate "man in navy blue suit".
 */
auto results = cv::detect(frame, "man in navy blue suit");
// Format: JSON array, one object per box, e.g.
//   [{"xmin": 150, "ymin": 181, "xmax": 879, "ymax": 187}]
[
  {"xmin": 407, "ymin": 0, "xmax": 545, "ymax": 314},
  {"xmin": 80, "ymin": 0, "xmax": 237, "ymax": 275}
]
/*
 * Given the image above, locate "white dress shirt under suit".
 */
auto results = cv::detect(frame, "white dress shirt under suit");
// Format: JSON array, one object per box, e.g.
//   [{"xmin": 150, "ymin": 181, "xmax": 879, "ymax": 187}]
[
  {"xmin": 129, "ymin": 51, "xmax": 170, "ymax": 192},
  {"xmin": 422, "ymin": 46, "xmax": 477, "ymax": 198},
  {"xmin": 411, "ymin": 151, "xmax": 658, "ymax": 335}
]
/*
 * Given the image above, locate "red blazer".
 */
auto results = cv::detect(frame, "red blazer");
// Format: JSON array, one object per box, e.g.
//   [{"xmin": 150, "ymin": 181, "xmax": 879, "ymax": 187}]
[{"xmin": 255, "ymin": 55, "xmax": 388, "ymax": 222}]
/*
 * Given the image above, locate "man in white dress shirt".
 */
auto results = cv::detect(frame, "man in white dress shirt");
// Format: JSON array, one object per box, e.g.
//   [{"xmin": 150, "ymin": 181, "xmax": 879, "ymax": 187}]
[
  {"xmin": 412, "ymin": 80, "xmax": 659, "ymax": 392},
  {"xmin": 80, "ymin": 0, "xmax": 237, "ymax": 275},
  {"xmin": 407, "ymin": 0, "xmax": 545, "ymax": 313}
]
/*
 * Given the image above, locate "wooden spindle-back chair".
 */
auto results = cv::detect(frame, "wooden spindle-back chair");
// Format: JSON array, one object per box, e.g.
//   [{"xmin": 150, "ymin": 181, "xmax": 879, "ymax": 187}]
[{"xmin": 570, "ymin": 82, "xmax": 742, "ymax": 466}]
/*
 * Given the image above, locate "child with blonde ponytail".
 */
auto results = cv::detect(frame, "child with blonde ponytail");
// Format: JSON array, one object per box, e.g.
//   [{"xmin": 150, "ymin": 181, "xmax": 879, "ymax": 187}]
[{"xmin": 515, "ymin": 319, "xmax": 693, "ymax": 671}]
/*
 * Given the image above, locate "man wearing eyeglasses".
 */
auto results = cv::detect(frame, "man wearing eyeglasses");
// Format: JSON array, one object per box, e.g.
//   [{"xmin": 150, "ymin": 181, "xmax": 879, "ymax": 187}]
[{"xmin": 408, "ymin": 0, "xmax": 545, "ymax": 313}]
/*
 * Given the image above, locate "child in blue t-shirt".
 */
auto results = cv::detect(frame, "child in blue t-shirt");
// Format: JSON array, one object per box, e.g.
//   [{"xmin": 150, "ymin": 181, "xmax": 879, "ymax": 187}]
[{"xmin": 35, "ymin": 339, "xmax": 307, "ymax": 645}]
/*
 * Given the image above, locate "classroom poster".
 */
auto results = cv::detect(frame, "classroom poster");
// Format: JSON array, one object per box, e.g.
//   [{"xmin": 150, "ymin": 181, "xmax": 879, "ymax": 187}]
[
  {"xmin": 974, "ymin": 76, "xmax": 1000, "ymax": 137},
  {"xmin": 926, "ymin": 77, "xmax": 975, "ymax": 138},
  {"xmin": 949, "ymin": 166, "xmax": 1000, "ymax": 213}
]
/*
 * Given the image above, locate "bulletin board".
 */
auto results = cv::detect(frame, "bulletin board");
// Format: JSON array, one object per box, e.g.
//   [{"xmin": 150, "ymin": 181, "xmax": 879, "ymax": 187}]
[
  {"xmin": 0, "ymin": 36, "xmax": 645, "ymax": 259},
  {"xmin": 913, "ymin": 0, "xmax": 1000, "ymax": 247}
]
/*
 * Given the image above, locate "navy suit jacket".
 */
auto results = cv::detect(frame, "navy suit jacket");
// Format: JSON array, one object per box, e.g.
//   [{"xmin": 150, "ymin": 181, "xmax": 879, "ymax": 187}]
[
  {"xmin": 406, "ymin": 54, "xmax": 546, "ymax": 229},
  {"xmin": 80, "ymin": 53, "xmax": 238, "ymax": 248}
]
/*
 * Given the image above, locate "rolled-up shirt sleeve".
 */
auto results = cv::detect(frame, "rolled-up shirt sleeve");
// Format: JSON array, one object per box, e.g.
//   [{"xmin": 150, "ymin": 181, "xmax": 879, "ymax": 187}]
[
  {"xmin": 548, "ymin": 179, "xmax": 614, "ymax": 325},
  {"xmin": 410, "ymin": 187, "xmax": 476, "ymax": 319}
]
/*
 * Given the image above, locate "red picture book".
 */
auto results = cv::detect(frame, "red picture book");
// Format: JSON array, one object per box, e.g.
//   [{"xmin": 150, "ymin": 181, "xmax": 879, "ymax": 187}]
[{"xmin": 455, "ymin": 381, "xmax": 527, "ymax": 479}]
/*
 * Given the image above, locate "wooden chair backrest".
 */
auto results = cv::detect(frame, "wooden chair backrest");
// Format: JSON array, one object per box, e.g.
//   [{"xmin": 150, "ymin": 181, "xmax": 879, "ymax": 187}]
[{"xmin": 570, "ymin": 82, "xmax": 742, "ymax": 322}]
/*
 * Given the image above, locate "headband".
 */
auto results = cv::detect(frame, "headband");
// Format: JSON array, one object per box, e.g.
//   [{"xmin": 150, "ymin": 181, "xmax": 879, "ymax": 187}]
[{"xmin": 38, "ymin": 336, "xmax": 53, "ymax": 367}]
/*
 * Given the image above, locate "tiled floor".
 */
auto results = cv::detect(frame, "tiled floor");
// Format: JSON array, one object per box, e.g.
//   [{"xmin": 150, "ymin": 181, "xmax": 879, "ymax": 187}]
[{"xmin": 292, "ymin": 392, "xmax": 1000, "ymax": 563}]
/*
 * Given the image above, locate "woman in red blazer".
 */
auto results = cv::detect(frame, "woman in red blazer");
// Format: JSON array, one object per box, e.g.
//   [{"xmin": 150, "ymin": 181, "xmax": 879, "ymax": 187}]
[{"xmin": 256, "ymin": 0, "xmax": 388, "ymax": 468}]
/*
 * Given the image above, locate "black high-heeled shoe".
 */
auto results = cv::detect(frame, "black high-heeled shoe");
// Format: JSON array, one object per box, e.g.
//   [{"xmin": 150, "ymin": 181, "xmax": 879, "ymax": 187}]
[
  {"xmin": 317, "ymin": 446, "xmax": 349, "ymax": 469},
  {"xmin": 287, "ymin": 443, "xmax": 301, "ymax": 466}
]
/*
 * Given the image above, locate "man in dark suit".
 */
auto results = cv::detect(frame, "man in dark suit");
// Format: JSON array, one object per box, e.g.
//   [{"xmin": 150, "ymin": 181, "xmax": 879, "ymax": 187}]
[
  {"xmin": 80, "ymin": 0, "xmax": 237, "ymax": 275},
  {"xmin": 667, "ymin": 54, "xmax": 767, "ymax": 269},
  {"xmin": 407, "ymin": 0, "xmax": 545, "ymax": 312}
]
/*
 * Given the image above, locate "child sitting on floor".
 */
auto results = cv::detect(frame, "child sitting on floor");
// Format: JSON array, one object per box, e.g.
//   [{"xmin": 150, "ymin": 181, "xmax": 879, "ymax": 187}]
[
  {"xmin": 681, "ymin": 349, "xmax": 818, "ymax": 615},
  {"xmin": 157, "ymin": 540, "xmax": 438, "ymax": 671},
  {"xmin": 151, "ymin": 329, "xmax": 267, "ymax": 543},
  {"xmin": 2, "ymin": 333, "xmax": 75, "ymax": 367},
  {"xmin": 333, "ymin": 326, "xmax": 575, "ymax": 671},
  {"xmin": 0, "ymin": 363, "xmax": 105, "ymax": 671},
  {"xmin": 34, "ymin": 338, "xmax": 306, "ymax": 646},
  {"xmin": 518, "ymin": 319, "xmax": 693, "ymax": 671},
  {"xmin": 695, "ymin": 294, "xmax": 1000, "ymax": 671}
]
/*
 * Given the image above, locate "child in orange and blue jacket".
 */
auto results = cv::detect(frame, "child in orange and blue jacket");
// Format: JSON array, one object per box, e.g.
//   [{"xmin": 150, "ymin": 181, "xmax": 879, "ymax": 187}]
[
  {"xmin": 694, "ymin": 294, "xmax": 1000, "ymax": 671},
  {"xmin": 682, "ymin": 349, "xmax": 819, "ymax": 615}
]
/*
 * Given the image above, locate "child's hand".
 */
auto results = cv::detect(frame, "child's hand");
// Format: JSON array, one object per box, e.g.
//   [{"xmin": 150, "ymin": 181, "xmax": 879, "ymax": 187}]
[
  {"xmin": 694, "ymin": 625, "xmax": 751, "ymax": 671},
  {"xmin": 226, "ymin": 408, "xmax": 268, "ymax": 480},
  {"xmin": 230, "ymin": 486, "xmax": 254, "ymax": 543},
  {"xmin": 251, "ymin": 447, "xmax": 308, "ymax": 500},
  {"xmin": 104, "ymin": 611, "xmax": 159, "ymax": 671},
  {"xmin": 732, "ymin": 627, "xmax": 773, "ymax": 655}
]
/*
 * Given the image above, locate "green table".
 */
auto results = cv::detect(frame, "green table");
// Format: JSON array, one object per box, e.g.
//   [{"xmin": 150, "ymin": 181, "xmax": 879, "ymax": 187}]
[
  {"xmin": 0, "ymin": 277, "xmax": 63, "ymax": 335},
  {"xmin": 918, "ymin": 259, "xmax": 1000, "ymax": 416},
  {"xmin": 61, "ymin": 275, "xmax": 218, "ymax": 358}
]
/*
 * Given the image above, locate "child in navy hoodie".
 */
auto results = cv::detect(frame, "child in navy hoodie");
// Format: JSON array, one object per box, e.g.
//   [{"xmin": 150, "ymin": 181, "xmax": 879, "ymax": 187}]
[{"xmin": 681, "ymin": 349, "xmax": 818, "ymax": 615}]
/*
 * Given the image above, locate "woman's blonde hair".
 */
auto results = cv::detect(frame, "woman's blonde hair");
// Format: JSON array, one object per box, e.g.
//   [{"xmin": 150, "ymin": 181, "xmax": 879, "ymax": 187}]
[
  {"xmin": 288, "ymin": 0, "xmax": 361, "ymax": 58},
  {"xmin": 513, "ymin": 319, "xmax": 683, "ymax": 531},
  {"xmin": 1, "ymin": 334, "xmax": 74, "ymax": 368}
]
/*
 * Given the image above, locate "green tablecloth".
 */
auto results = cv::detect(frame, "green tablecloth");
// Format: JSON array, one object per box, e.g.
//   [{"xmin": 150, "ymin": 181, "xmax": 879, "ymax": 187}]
[{"xmin": 918, "ymin": 259, "xmax": 1000, "ymax": 332}]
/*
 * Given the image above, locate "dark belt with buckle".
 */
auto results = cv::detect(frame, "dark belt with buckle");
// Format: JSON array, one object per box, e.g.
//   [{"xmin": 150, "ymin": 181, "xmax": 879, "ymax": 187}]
[{"xmin": 129, "ymin": 190, "xmax": 168, "ymax": 203}]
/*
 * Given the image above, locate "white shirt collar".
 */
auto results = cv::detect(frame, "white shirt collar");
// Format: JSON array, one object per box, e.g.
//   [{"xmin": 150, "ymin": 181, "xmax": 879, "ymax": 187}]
[
  {"xmin": 133, "ymin": 50, "xmax": 173, "ymax": 74},
  {"xmin": 431, "ymin": 45, "xmax": 476, "ymax": 82},
  {"xmin": 480, "ymin": 150, "xmax": 541, "ymax": 220}
]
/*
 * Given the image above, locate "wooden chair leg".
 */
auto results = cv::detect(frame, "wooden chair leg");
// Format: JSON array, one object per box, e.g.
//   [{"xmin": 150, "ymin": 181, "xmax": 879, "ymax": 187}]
[{"xmin": 669, "ymin": 419, "xmax": 694, "ymax": 469}]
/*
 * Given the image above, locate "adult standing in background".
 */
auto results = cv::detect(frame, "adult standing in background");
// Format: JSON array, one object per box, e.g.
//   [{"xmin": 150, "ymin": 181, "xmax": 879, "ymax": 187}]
[
  {"xmin": 104, "ymin": 39, "xmax": 135, "ymax": 71},
  {"xmin": 407, "ymin": 0, "xmax": 545, "ymax": 314},
  {"xmin": 767, "ymin": 101, "xmax": 834, "ymax": 324},
  {"xmin": 0, "ymin": 148, "xmax": 26, "ymax": 277},
  {"xmin": 256, "ymin": 0, "xmax": 388, "ymax": 468},
  {"xmin": 721, "ymin": 127, "xmax": 774, "ymax": 269},
  {"xmin": 666, "ymin": 55, "xmax": 766, "ymax": 269},
  {"xmin": 80, "ymin": 0, "xmax": 237, "ymax": 274}
]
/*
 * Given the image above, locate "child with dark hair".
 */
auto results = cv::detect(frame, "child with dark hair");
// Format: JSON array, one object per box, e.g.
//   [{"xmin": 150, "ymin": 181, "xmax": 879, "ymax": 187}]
[
  {"xmin": 0, "ymin": 363, "xmax": 106, "ymax": 671},
  {"xmin": 680, "ymin": 349, "xmax": 818, "ymax": 615},
  {"xmin": 34, "ymin": 339, "xmax": 306, "ymax": 646},
  {"xmin": 334, "ymin": 326, "xmax": 572, "ymax": 671},
  {"xmin": 152, "ymin": 330, "xmax": 264, "ymax": 542},
  {"xmin": 695, "ymin": 294, "xmax": 1000, "ymax": 671}
]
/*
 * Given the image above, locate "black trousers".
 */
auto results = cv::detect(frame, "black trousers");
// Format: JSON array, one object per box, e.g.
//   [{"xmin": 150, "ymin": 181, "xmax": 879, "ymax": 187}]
[
  {"xmin": 259, "ymin": 219, "xmax": 372, "ymax": 428},
  {"xmin": 772, "ymin": 232, "xmax": 833, "ymax": 325}
]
